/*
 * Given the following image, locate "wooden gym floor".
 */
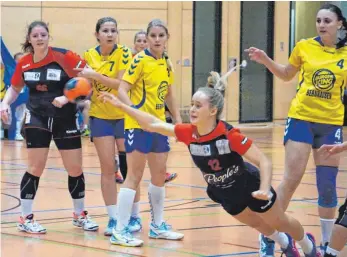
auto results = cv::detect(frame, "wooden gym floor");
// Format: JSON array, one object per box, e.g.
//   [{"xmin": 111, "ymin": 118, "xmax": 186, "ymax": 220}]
[{"xmin": 1, "ymin": 125, "xmax": 347, "ymax": 257}]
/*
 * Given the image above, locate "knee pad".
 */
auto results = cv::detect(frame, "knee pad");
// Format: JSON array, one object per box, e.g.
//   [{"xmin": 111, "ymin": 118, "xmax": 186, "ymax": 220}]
[
  {"xmin": 336, "ymin": 199, "xmax": 347, "ymax": 228},
  {"xmin": 20, "ymin": 172, "xmax": 40, "ymax": 200},
  {"xmin": 68, "ymin": 174, "xmax": 85, "ymax": 199},
  {"xmin": 316, "ymin": 166, "xmax": 338, "ymax": 208}
]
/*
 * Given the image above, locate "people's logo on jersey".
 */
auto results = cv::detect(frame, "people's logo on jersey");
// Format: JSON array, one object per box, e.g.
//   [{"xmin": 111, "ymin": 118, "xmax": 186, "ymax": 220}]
[
  {"xmin": 307, "ymin": 69, "xmax": 335, "ymax": 100},
  {"xmin": 157, "ymin": 81, "xmax": 168, "ymax": 102}
]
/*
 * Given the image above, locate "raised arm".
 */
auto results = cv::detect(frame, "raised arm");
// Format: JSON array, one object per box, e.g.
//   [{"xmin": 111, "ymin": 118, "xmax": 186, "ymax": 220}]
[
  {"xmin": 245, "ymin": 47, "xmax": 299, "ymax": 81},
  {"xmin": 99, "ymin": 92, "xmax": 176, "ymax": 137}
]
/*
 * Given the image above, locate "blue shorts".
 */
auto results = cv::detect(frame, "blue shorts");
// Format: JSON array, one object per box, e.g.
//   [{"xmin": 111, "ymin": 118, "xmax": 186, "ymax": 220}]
[
  {"xmin": 283, "ymin": 118, "xmax": 343, "ymax": 149},
  {"xmin": 125, "ymin": 129, "xmax": 170, "ymax": 154},
  {"xmin": 90, "ymin": 117, "xmax": 124, "ymax": 139}
]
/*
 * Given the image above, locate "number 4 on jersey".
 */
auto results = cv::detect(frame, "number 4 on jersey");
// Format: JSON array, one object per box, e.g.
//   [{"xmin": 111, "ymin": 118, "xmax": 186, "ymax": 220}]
[{"xmin": 337, "ymin": 59, "xmax": 344, "ymax": 69}]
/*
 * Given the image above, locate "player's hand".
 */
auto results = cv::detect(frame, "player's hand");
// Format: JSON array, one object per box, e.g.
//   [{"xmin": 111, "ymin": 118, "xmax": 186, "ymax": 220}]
[
  {"xmin": 98, "ymin": 92, "xmax": 123, "ymax": 108},
  {"xmin": 252, "ymin": 190, "xmax": 273, "ymax": 201},
  {"xmin": 74, "ymin": 66, "xmax": 98, "ymax": 80},
  {"xmin": 244, "ymin": 47, "xmax": 268, "ymax": 64},
  {"xmin": 318, "ymin": 144, "xmax": 345, "ymax": 156},
  {"xmin": 0, "ymin": 102, "xmax": 10, "ymax": 124},
  {"xmin": 52, "ymin": 96, "xmax": 69, "ymax": 108}
]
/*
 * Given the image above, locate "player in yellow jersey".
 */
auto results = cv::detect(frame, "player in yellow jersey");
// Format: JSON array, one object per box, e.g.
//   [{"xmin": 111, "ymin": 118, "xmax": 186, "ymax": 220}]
[
  {"xmin": 110, "ymin": 19, "xmax": 183, "ymax": 247},
  {"xmin": 246, "ymin": 4, "xmax": 347, "ymax": 256},
  {"xmin": 131, "ymin": 30, "xmax": 178, "ymax": 183},
  {"xmin": 76, "ymin": 17, "xmax": 140, "ymax": 236}
]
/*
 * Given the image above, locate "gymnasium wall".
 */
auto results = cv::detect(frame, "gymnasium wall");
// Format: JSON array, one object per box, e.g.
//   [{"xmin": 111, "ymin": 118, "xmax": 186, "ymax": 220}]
[{"xmin": 1, "ymin": 1, "xmax": 297, "ymax": 122}]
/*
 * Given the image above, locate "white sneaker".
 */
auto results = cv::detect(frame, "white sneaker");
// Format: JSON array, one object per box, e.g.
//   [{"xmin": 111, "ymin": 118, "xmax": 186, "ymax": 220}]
[
  {"xmin": 15, "ymin": 134, "xmax": 24, "ymax": 141},
  {"xmin": 149, "ymin": 222, "xmax": 184, "ymax": 240},
  {"xmin": 110, "ymin": 226, "xmax": 144, "ymax": 247},
  {"xmin": 17, "ymin": 214, "xmax": 47, "ymax": 234},
  {"xmin": 72, "ymin": 211, "xmax": 99, "ymax": 231}
]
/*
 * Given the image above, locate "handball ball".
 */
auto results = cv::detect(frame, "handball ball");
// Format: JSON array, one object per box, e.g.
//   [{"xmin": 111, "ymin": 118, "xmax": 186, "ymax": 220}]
[{"xmin": 64, "ymin": 77, "xmax": 92, "ymax": 102}]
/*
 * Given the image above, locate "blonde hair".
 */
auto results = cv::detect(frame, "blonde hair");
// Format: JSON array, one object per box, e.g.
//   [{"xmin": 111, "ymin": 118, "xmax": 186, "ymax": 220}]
[{"xmin": 197, "ymin": 71, "xmax": 228, "ymax": 119}]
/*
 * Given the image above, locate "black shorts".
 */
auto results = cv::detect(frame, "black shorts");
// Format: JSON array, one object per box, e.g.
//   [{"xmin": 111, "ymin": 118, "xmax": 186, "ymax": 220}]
[
  {"xmin": 23, "ymin": 109, "xmax": 81, "ymax": 150},
  {"xmin": 206, "ymin": 163, "xmax": 277, "ymax": 216},
  {"xmin": 335, "ymin": 198, "xmax": 347, "ymax": 228}
]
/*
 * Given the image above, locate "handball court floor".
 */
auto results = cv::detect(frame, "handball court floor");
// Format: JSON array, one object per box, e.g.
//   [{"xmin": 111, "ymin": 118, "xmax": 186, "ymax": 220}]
[{"xmin": 1, "ymin": 124, "xmax": 347, "ymax": 257}]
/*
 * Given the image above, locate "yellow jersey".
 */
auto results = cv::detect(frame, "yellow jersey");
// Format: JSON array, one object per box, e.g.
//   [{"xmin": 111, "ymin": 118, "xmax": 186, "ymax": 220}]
[
  {"xmin": 84, "ymin": 44, "xmax": 132, "ymax": 119},
  {"xmin": 0, "ymin": 63, "xmax": 6, "ymax": 100},
  {"xmin": 122, "ymin": 49, "xmax": 174, "ymax": 129},
  {"xmin": 288, "ymin": 37, "xmax": 347, "ymax": 125}
]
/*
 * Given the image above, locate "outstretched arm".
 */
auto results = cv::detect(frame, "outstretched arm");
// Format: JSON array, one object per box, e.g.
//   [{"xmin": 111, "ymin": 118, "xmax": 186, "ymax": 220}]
[
  {"xmin": 99, "ymin": 92, "xmax": 176, "ymax": 137},
  {"xmin": 245, "ymin": 47, "xmax": 299, "ymax": 81}
]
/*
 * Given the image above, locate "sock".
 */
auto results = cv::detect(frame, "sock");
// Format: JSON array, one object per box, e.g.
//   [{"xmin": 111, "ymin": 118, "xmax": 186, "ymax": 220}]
[
  {"xmin": 116, "ymin": 188, "xmax": 136, "ymax": 231},
  {"xmin": 106, "ymin": 205, "xmax": 117, "ymax": 220},
  {"xmin": 148, "ymin": 183, "xmax": 165, "ymax": 227},
  {"xmin": 297, "ymin": 234, "xmax": 313, "ymax": 255},
  {"xmin": 68, "ymin": 174, "xmax": 85, "ymax": 214},
  {"xmin": 326, "ymin": 247, "xmax": 339, "ymax": 256},
  {"xmin": 118, "ymin": 152, "xmax": 127, "ymax": 179},
  {"xmin": 131, "ymin": 202, "xmax": 140, "ymax": 217},
  {"xmin": 268, "ymin": 231, "xmax": 289, "ymax": 249},
  {"xmin": 20, "ymin": 172, "xmax": 40, "ymax": 217},
  {"xmin": 321, "ymin": 218, "xmax": 335, "ymax": 245}
]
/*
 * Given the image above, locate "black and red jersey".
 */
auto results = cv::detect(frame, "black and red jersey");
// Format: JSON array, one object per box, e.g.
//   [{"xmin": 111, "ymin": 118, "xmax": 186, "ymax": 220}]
[
  {"xmin": 175, "ymin": 120, "xmax": 253, "ymax": 189},
  {"xmin": 11, "ymin": 47, "xmax": 86, "ymax": 118}
]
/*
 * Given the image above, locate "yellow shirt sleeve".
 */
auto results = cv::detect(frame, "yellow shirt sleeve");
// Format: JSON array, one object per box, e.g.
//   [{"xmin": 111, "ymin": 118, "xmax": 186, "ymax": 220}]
[
  {"xmin": 288, "ymin": 43, "xmax": 302, "ymax": 68},
  {"xmin": 122, "ymin": 57, "xmax": 144, "ymax": 85}
]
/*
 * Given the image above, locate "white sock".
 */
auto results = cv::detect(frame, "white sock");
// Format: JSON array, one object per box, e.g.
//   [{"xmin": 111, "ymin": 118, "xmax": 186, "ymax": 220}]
[
  {"xmin": 73, "ymin": 198, "xmax": 85, "ymax": 215},
  {"xmin": 116, "ymin": 188, "xmax": 136, "ymax": 231},
  {"xmin": 21, "ymin": 199, "xmax": 33, "ymax": 217},
  {"xmin": 148, "ymin": 183, "xmax": 165, "ymax": 227},
  {"xmin": 131, "ymin": 202, "xmax": 140, "ymax": 218},
  {"xmin": 326, "ymin": 246, "xmax": 340, "ymax": 256},
  {"xmin": 106, "ymin": 205, "xmax": 117, "ymax": 220},
  {"xmin": 320, "ymin": 218, "xmax": 335, "ymax": 244},
  {"xmin": 297, "ymin": 234, "xmax": 313, "ymax": 255},
  {"xmin": 267, "ymin": 231, "xmax": 289, "ymax": 249}
]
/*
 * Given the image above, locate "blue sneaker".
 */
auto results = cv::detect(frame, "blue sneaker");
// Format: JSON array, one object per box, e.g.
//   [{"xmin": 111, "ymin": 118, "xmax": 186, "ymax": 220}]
[
  {"xmin": 319, "ymin": 242, "xmax": 328, "ymax": 255},
  {"xmin": 110, "ymin": 226, "xmax": 143, "ymax": 247},
  {"xmin": 259, "ymin": 234, "xmax": 275, "ymax": 257},
  {"xmin": 128, "ymin": 216, "xmax": 142, "ymax": 233},
  {"xmin": 104, "ymin": 218, "xmax": 117, "ymax": 236},
  {"xmin": 304, "ymin": 233, "xmax": 322, "ymax": 257},
  {"xmin": 149, "ymin": 222, "xmax": 184, "ymax": 240},
  {"xmin": 280, "ymin": 233, "xmax": 300, "ymax": 257}
]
